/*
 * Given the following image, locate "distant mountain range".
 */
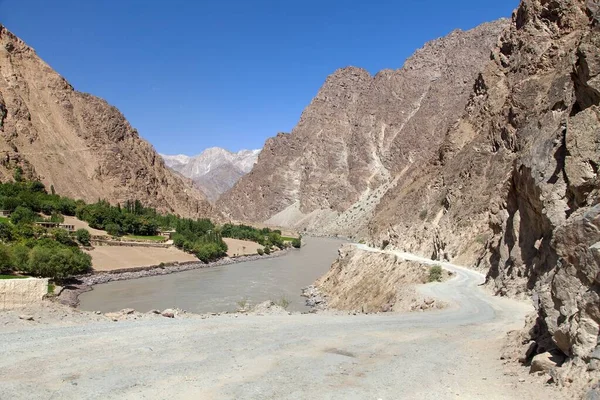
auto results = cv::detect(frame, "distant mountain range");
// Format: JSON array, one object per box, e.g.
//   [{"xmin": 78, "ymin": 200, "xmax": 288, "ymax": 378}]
[{"xmin": 161, "ymin": 148, "xmax": 260, "ymax": 202}]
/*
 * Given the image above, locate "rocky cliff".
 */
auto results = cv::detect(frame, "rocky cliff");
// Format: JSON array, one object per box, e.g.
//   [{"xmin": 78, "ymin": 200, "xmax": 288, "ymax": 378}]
[
  {"xmin": 219, "ymin": 20, "xmax": 509, "ymax": 235},
  {"xmin": 0, "ymin": 25, "xmax": 214, "ymax": 218},
  {"xmin": 365, "ymin": 0, "xmax": 599, "ymax": 393},
  {"xmin": 162, "ymin": 148, "xmax": 260, "ymax": 202}
]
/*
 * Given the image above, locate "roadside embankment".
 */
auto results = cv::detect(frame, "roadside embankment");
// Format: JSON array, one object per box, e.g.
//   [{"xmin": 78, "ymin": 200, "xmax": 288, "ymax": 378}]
[{"xmin": 314, "ymin": 244, "xmax": 451, "ymax": 313}]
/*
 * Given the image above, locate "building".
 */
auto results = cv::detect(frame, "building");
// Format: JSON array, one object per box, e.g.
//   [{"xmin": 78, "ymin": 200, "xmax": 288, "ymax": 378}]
[
  {"xmin": 0, "ymin": 210, "xmax": 11, "ymax": 217},
  {"xmin": 34, "ymin": 222, "xmax": 76, "ymax": 232}
]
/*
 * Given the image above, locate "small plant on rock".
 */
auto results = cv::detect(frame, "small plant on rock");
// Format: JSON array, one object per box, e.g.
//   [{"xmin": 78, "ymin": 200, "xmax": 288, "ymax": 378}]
[{"xmin": 428, "ymin": 265, "xmax": 443, "ymax": 282}]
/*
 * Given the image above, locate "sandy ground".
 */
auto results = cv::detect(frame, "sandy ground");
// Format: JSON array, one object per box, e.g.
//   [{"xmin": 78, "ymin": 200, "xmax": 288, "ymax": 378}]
[
  {"xmin": 87, "ymin": 246, "xmax": 198, "ymax": 271},
  {"xmin": 63, "ymin": 216, "xmax": 109, "ymax": 236},
  {"xmin": 0, "ymin": 245, "xmax": 571, "ymax": 399},
  {"xmin": 223, "ymin": 238, "xmax": 263, "ymax": 257}
]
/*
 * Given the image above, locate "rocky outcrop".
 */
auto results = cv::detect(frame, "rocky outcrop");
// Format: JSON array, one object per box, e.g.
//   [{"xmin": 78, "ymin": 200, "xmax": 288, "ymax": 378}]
[
  {"xmin": 316, "ymin": 245, "xmax": 443, "ymax": 313},
  {"xmin": 0, "ymin": 25, "xmax": 214, "ymax": 218},
  {"xmin": 366, "ymin": 0, "xmax": 599, "ymax": 393},
  {"xmin": 219, "ymin": 20, "xmax": 509, "ymax": 235}
]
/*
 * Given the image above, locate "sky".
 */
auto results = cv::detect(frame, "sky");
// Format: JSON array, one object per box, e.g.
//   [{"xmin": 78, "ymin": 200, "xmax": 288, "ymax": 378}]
[{"xmin": 0, "ymin": 0, "xmax": 518, "ymax": 155}]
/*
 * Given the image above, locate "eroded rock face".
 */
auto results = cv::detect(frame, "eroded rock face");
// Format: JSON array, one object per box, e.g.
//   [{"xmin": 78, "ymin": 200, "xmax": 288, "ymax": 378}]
[
  {"xmin": 367, "ymin": 0, "xmax": 599, "ymax": 392},
  {"xmin": 0, "ymin": 25, "xmax": 215, "ymax": 218},
  {"xmin": 218, "ymin": 20, "xmax": 509, "ymax": 235}
]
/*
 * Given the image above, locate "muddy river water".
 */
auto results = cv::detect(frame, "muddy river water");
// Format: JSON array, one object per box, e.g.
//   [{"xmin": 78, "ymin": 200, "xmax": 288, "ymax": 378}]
[{"xmin": 79, "ymin": 236, "xmax": 344, "ymax": 314}]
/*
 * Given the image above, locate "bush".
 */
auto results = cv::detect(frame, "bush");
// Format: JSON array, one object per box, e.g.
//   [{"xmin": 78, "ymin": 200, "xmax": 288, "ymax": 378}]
[
  {"xmin": 0, "ymin": 244, "xmax": 13, "ymax": 273},
  {"xmin": 0, "ymin": 220, "xmax": 15, "ymax": 242},
  {"xmin": 263, "ymin": 246, "xmax": 271, "ymax": 255},
  {"xmin": 428, "ymin": 265, "xmax": 443, "ymax": 282},
  {"xmin": 105, "ymin": 223, "xmax": 122, "ymax": 236},
  {"xmin": 10, "ymin": 206, "xmax": 38, "ymax": 225},
  {"xmin": 51, "ymin": 228, "xmax": 76, "ymax": 247},
  {"xmin": 11, "ymin": 243, "xmax": 30, "ymax": 271},
  {"xmin": 257, "ymin": 248, "xmax": 264, "ymax": 256},
  {"xmin": 24, "ymin": 243, "xmax": 91, "ymax": 280},
  {"xmin": 75, "ymin": 229, "xmax": 91, "ymax": 246},
  {"xmin": 291, "ymin": 238, "xmax": 301, "ymax": 249}
]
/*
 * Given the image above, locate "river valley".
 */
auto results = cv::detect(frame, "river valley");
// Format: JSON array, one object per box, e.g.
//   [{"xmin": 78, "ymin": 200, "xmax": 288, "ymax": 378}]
[{"xmin": 79, "ymin": 237, "xmax": 345, "ymax": 314}]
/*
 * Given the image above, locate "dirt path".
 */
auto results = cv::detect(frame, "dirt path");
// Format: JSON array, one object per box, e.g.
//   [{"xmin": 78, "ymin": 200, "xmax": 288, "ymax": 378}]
[{"xmin": 0, "ymin": 246, "xmax": 569, "ymax": 399}]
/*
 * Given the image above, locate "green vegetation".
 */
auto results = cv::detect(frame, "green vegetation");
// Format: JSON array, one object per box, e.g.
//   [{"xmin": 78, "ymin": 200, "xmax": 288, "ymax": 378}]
[
  {"xmin": 75, "ymin": 229, "xmax": 91, "ymax": 246},
  {"xmin": 124, "ymin": 235, "xmax": 165, "ymax": 242},
  {"xmin": 263, "ymin": 246, "xmax": 271, "ymax": 255},
  {"xmin": 291, "ymin": 237, "xmax": 302, "ymax": 249},
  {"xmin": 221, "ymin": 224, "xmax": 285, "ymax": 249},
  {"xmin": 428, "ymin": 265, "xmax": 443, "ymax": 282},
  {"xmin": 171, "ymin": 218, "xmax": 227, "ymax": 263},
  {"xmin": 273, "ymin": 295, "xmax": 290, "ymax": 310},
  {"xmin": 0, "ymin": 274, "xmax": 28, "ymax": 279},
  {"xmin": 257, "ymin": 248, "xmax": 264, "ymax": 256}
]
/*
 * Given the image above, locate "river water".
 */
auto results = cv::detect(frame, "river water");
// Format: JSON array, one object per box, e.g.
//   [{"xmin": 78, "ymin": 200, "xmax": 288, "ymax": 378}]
[{"xmin": 79, "ymin": 236, "xmax": 344, "ymax": 314}]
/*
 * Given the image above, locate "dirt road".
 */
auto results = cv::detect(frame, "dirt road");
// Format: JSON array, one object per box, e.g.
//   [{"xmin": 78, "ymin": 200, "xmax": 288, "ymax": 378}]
[{"xmin": 0, "ymin": 246, "xmax": 567, "ymax": 399}]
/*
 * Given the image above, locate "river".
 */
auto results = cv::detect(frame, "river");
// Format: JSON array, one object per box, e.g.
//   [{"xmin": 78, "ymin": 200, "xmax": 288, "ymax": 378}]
[{"xmin": 78, "ymin": 236, "xmax": 344, "ymax": 314}]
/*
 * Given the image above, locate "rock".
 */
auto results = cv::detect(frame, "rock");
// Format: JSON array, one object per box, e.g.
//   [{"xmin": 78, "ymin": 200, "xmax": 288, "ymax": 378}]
[
  {"xmin": 104, "ymin": 312, "xmax": 121, "ymax": 321},
  {"xmin": 18, "ymin": 315, "xmax": 34, "ymax": 321},
  {"xmin": 94, "ymin": 311, "xmax": 101, "ymax": 315},
  {"xmin": 120, "ymin": 308, "xmax": 135, "ymax": 315},
  {"xmin": 530, "ymin": 352, "xmax": 563, "ymax": 374},
  {"xmin": 161, "ymin": 309, "xmax": 176, "ymax": 318},
  {"xmin": 148, "ymin": 309, "xmax": 161, "ymax": 315},
  {"xmin": 584, "ymin": 388, "xmax": 600, "ymax": 400}
]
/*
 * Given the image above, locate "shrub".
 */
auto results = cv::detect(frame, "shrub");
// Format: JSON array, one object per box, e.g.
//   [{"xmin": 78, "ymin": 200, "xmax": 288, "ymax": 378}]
[
  {"xmin": 428, "ymin": 265, "xmax": 443, "ymax": 282},
  {"xmin": 0, "ymin": 244, "xmax": 13, "ymax": 273},
  {"xmin": 105, "ymin": 223, "xmax": 122, "ymax": 236},
  {"xmin": 291, "ymin": 238, "xmax": 302, "ymax": 248},
  {"xmin": 75, "ymin": 229, "xmax": 91, "ymax": 246},
  {"xmin": 10, "ymin": 206, "xmax": 38, "ymax": 225},
  {"xmin": 11, "ymin": 243, "xmax": 30, "ymax": 271},
  {"xmin": 24, "ymin": 243, "xmax": 91, "ymax": 280},
  {"xmin": 257, "ymin": 248, "xmax": 264, "ymax": 256},
  {"xmin": 0, "ymin": 220, "xmax": 15, "ymax": 242},
  {"xmin": 273, "ymin": 295, "xmax": 290, "ymax": 310},
  {"xmin": 263, "ymin": 246, "xmax": 271, "ymax": 255},
  {"xmin": 51, "ymin": 228, "xmax": 76, "ymax": 247}
]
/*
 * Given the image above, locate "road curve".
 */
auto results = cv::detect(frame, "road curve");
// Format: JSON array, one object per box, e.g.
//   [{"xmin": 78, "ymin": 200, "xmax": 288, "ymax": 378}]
[{"xmin": 0, "ymin": 245, "xmax": 566, "ymax": 400}]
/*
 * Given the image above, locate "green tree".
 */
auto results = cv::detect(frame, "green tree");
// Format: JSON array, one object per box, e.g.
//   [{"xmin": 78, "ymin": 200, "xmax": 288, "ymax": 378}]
[
  {"xmin": 291, "ymin": 238, "xmax": 302, "ymax": 249},
  {"xmin": 75, "ymin": 229, "xmax": 91, "ymax": 246},
  {"xmin": 10, "ymin": 206, "xmax": 38, "ymax": 225},
  {"xmin": 263, "ymin": 246, "xmax": 271, "ymax": 255},
  {"xmin": 0, "ymin": 244, "xmax": 13, "ymax": 273},
  {"xmin": 11, "ymin": 243, "xmax": 30, "ymax": 271},
  {"xmin": 51, "ymin": 228, "xmax": 75, "ymax": 247}
]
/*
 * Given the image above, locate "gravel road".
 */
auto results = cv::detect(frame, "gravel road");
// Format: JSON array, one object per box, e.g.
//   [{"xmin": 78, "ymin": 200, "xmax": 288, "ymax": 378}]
[{"xmin": 0, "ymin": 246, "xmax": 568, "ymax": 399}]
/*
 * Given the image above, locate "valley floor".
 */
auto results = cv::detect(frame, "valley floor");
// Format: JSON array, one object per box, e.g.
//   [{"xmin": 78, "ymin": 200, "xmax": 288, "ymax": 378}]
[{"xmin": 0, "ymin": 247, "xmax": 569, "ymax": 400}]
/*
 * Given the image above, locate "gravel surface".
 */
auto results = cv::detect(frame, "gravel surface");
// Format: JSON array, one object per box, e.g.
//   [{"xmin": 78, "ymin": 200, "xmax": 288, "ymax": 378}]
[{"xmin": 0, "ymin": 246, "xmax": 570, "ymax": 399}]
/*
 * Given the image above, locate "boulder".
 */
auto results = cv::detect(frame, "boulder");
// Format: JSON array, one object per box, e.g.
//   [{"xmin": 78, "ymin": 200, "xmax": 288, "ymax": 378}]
[
  {"xmin": 161, "ymin": 309, "xmax": 176, "ymax": 318},
  {"xmin": 18, "ymin": 314, "xmax": 34, "ymax": 321},
  {"xmin": 530, "ymin": 352, "xmax": 564, "ymax": 373}
]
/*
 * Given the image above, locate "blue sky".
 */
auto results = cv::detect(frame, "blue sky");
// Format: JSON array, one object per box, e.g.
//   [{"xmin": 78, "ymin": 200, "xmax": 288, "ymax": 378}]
[{"xmin": 0, "ymin": 0, "xmax": 518, "ymax": 155}]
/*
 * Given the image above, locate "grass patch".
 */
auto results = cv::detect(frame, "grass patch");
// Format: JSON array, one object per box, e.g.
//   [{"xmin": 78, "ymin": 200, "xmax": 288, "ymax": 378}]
[
  {"xmin": 0, "ymin": 274, "xmax": 29, "ymax": 279},
  {"xmin": 48, "ymin": 283, "xmax": 55, "ymax": 294},
  {"xmin": 0, "ymin": 216, "xmax": 9, "ymax": 223},
  {"xmin": 280, "ymin": 236, "xmax": 297, "ymax": 241},
  {"xmin": 273, "ymin": 295, "xmax": 290, "ymax": 310},
  {"xmin": 124, "ymin": 235, "xmax": 165, "ymax": 242}
]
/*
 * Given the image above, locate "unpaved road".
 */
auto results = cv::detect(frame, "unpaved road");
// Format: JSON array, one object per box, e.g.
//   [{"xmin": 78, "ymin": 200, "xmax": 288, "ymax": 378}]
[{"xmin": 0, "ymin": 246, "xmax": 567, "ymax": 399}]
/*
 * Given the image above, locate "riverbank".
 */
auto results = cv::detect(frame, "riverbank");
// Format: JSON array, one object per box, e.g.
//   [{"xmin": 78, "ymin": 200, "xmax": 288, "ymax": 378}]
[{"xmin": 58, "ymin": 249, "xmax": 291, "ymax": 307}]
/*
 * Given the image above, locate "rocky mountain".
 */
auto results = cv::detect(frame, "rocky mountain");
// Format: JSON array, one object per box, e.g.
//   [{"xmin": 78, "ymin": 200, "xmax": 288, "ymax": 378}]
[
  {"xmin": 0, "ymin": 25, "xmax": 214, "ymax": 218},
  {"xmin": 219, "ymin": 20, "xmax": 509, "ymax": 234},
  {"xmin": 161, "ymin": 148, "xmax": 260, "ymax": 202},
  {"xmin": 365, "ymin": 0, "xmax": 600, "ymax": 393},
  {"xmin": 221, "ymin": 0, "xmax": 599, "ymax": 394}
]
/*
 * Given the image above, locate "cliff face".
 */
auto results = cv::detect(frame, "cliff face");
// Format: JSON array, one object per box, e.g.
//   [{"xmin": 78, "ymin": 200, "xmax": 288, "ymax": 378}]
[
  {"xmin": 0, "ymin": 25, "xmax": 214, "ymax": 218},
  {"xmin": 219, "ymin": 20, "xmax": 509, "ymax": 234},
  {"xmin": 366, "ymin": 0, "xmax": 599, "ymax": 391}
]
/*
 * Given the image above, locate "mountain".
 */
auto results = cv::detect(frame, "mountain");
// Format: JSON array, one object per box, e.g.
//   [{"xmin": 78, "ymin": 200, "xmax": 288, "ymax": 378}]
[
  {"xmin": 0, "ymin": 25, "xmax": 214, "ymax": 218},
  {"xmin": 218, "ymin": 20, "xmax": 509, "ymax": 234},
  {"xmin": 161, "ymin": 148, "xmax": 260, "ymax": 202}
]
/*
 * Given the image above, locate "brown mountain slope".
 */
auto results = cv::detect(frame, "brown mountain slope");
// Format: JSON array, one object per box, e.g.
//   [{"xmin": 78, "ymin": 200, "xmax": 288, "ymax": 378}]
[
  {"xmin": 364, "ymin": 0, "xmax": 599, "ymax": 393},
  {"xmin": 218, "ymin": 20, "xmax": 509, "ymax": 234},
  {"xmin": 0, "ymin": 25, "xmax": 213, "ymax": 217}
]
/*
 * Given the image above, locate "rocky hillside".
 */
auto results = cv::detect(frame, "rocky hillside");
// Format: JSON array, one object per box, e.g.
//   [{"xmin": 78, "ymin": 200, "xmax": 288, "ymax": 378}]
[
  {"xmin": 0, "ymin": 25, "xmax": 214, "ymax": 218},
  {"xmin": 356, "ymin": 0, "xmax": 599, "ymax": 394},
  {"xmin": 162, "ymin": 148, "xmax": 260, "ymax": 202},
  {"xmin": 219, "ymin": 20, "xmax": 509, "ymax": 235}
]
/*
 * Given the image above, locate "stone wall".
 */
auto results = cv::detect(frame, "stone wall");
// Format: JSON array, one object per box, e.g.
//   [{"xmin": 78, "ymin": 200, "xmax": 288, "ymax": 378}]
[{"xmin": 0, "ymin": 278, "xmax": 49, "ymax": 310}]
